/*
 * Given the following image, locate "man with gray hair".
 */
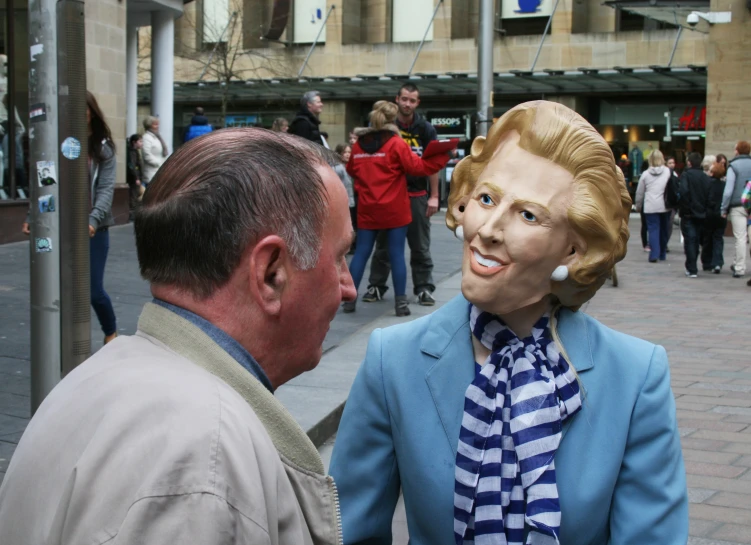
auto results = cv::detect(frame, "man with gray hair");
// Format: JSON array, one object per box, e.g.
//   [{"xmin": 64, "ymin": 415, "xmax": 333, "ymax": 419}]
[
  {"xmin": 0, "ymin": 129, "xmax": 356, "ymax": 544},
  {"xmin": 289, "ymin": 90, "xmax": 327, "ymax": 147}
]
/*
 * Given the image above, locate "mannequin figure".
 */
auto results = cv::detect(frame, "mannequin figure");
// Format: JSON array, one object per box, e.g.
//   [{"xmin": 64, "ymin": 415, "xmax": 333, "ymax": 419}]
[{"xmin": 330, "ymin": 101, "xmax": 687, "ymax": 545}]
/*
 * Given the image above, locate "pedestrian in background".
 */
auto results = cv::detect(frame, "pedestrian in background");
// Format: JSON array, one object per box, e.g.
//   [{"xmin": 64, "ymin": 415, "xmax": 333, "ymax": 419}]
[
  {"xmin": 665, "ymin": 156, "xmax": 680, "ymax": 251},
  {"xmin": 335, "ymin": 143, "xmax": 356, "ymax": 253},
  {"xmin": 182, "ymin": 106, "xmax": 213, "ymax": 143},
  {"xmin": 0, "ymin": 129, "xmax": 355, "ymax": 544},
  {"xmin": 141, "ymin": 116, "xmax": 169, "ymax": 187},
  {"xmin": 364, "ymin": 83, "xmax": 440, "ymax": 306},
  {"xmin": 289, "ymin": 90, "xmax": 327, "ymax": 147},
  {"xmin": 271, "ymin": 117, "xmax": 289, "ymax": 132},
  {"xmin": 126, "ymin": 133, "xmax": 144, "ymax": 220},
  {"xmin": 344, "ymin": 100, "xmax": 449, "ymax": 316},
  {"xmin": 679, "ymin": 152, "xmax": 712, "ymax": 278},
  {"xmin": 721, "ymin": 140, "xmax": 751, "ymax": 278},
  {"xmin": 702, "ymin": 161, "xmax": 727, "ymax": 273},
  {"xmin": 635, "ymin": 150, "xmax": 671, "ymax": 263}
]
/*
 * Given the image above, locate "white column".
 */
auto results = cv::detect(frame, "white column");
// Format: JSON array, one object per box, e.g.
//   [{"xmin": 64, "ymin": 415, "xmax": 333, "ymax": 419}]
[
  {"xmin": 126, "ymin": 23, "xmax": 138, "ymax": 137},
  {"xmin": 151, "ymin": 10, "xmax": 174, "ymax": 153}
]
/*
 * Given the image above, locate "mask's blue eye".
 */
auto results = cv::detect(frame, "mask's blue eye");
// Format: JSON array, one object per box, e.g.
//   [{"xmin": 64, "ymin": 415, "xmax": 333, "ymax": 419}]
[
  {"xmin": 480, "ymin": 194, "xmax": 494, "ymax": 206},
  {"xmin": 521, "ymin": 210, "xmax": 537, "ymax": 222}
]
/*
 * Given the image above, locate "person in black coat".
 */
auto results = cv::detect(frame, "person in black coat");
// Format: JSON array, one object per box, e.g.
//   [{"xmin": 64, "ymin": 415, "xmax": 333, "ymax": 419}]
[
  {"xmin": 701, "ymin": 161, "xmax": 728, "ymax": 273},
  {"xmin": 288, "ymin": 91, "xmax": 326, "ymax": 147},
  {"xmin": 126, "ymin": 134, "xmax": 145, "ymax": 220},
  {"xmin": 678, "ymin": 152, "xmax": 712, "ymax": 277}
]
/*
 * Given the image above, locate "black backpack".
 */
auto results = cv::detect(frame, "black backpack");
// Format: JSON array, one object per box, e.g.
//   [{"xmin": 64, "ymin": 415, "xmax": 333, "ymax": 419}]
[{"xmin": 664, "ymin": 171, "xmax": 680, "ymax": 209}]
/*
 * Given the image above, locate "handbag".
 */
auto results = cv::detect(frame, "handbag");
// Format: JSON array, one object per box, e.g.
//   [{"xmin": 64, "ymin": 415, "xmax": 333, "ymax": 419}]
[{"xmin": 741, "ymin": 180, "xmax": 751, "ymax": 213}]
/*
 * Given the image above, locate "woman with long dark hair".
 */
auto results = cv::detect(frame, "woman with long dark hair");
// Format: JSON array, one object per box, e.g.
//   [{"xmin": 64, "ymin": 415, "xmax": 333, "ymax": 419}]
[{"xmin": 87, "ymin": 91, "xmax": 118, "ymax": 344}]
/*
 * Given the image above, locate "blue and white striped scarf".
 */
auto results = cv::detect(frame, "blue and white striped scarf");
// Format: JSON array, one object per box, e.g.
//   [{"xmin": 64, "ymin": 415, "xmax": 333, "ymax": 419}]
[{"xmin": 454, "ymin": 305, "xmax": 582, "ymax": 545}]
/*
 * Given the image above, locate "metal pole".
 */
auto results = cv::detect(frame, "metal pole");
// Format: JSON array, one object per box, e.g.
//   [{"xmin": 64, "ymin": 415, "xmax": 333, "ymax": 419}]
[
  {"xmin": 476, "ymin": 0, "xmax": 494, "ymax": 137},
  {"xmin": 530, "ymin": 0, "xmax": 560, "ymax": 71},
  {"xmin": 298, "ymin": 5, "xmax": 335, "ymax": 78},
  {"xmin": 28, "ymin": 0, "xmax": 62, "ymax": 410},
  {"xmin": 7, "ymin": 0, "xmax": 16, "ymax": 199},
  {"xmin": 408, "ymin": 0, "xmax": 444, "ymax": 76},
  {"xmin": 667, "ymin": 25, "xmax": 683, "ymax": 67},
  {"xmin": 199, "ymin": 11, "xmax": 238, "ymax": 82}
]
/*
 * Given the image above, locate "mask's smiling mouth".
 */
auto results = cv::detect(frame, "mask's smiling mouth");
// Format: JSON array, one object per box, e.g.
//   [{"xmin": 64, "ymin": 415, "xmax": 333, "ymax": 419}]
[
  {"xmin": 474, "ymin": 251, "xmax": 501, "ymax": 268},
  {"xmin": 469, "ymin": 248, "xmax": 506, "ymax": 276}
]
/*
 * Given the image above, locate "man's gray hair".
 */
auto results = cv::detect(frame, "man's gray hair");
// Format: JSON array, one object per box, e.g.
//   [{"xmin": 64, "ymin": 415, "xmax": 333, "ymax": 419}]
[
  {"xmin": 143, "ymin": 116, "xmax": 159, "ymax": 131},
  {"xmin": 134, "ymin": 129, "xmax": 341, "ymax": 299},
  {"xmin": 301, "ymin": 90, "xmax": 321, "ymax": 109}
]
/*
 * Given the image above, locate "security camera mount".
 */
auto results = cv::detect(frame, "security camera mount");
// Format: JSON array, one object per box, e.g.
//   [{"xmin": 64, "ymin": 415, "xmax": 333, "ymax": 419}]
[{"xmin": 689, "ymin": 11, "xmax": 732, "ymax": 25}]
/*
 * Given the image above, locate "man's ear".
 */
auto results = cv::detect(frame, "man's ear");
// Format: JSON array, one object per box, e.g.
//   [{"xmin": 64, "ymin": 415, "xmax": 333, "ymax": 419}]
[{"xmin": 248, "ymin": 235, "xmax": 290, "ymax": 316}]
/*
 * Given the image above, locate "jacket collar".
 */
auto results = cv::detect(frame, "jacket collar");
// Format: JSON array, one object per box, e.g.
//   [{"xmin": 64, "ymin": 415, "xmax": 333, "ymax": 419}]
[
  {"xmin": 421, "ymin": 295, "xmax": 594, "ymax": 455},
  {"xmin": 137, "ymin": 302, "xmax": 325, "ymax": 474}
]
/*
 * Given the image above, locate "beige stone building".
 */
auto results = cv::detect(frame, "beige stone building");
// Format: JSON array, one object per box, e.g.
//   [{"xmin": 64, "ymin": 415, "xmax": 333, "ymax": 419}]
[{"xmin": 134, "ymin": 0, "xmax": 748, "ymax": 170}]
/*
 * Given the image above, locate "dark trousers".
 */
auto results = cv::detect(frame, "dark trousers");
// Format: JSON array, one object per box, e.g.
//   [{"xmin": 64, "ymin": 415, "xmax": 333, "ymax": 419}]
[
  {"xmin": 681, "ymin": 217, "xmax": 704, "ymax": 275},
  {"xmin": 640, "ymin": 212, "xmax": 649, "ymax": 248},
  {"xmin": 701, "ymin": 218, "xmax": 726, "ymax": 270},
  {"xmin": 368, "ymin": 194, "xmax": 435, "ymax": 295},
  {"xmin": 645, "ymin": 212, "xmax": 670, "ymax": 261},
  {"xmin": 90, "ymin": 229, "xmax": 117, "ymax": 336}
]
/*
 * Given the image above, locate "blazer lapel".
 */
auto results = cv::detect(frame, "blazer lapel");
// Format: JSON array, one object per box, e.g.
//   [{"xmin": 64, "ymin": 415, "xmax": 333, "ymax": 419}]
[
  {"xmin": 422, "ymin": 296, "xmax": 475, "ymax": 457},
  {"xmin": 556, "ymin": 308, "xmax": 595, "ymax": 439}
]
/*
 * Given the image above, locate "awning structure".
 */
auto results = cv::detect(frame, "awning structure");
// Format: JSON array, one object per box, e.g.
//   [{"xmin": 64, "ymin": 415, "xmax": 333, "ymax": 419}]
[
  {"xmin": 138, "ymin": 66, "xmax": 707, "ymax": 105},
  {"xmin": 604, "ymin": 0, "xmax": 712, "ymax": 32}
]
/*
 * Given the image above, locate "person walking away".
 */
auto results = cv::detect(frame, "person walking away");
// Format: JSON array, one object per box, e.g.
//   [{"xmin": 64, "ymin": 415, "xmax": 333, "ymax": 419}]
[
  {"xmin": 0, "ymin": 129, "xmax": 355, "ymax": 544},
  {"xmin": 679, "ymin": 152, "xmax": 712, "ymax": 278},
  {"xmin": 363, "ymin": 83, "xmax": 440, "ymax": 306},
  {"xmin": 126, "ymin": 134, "xmax": 145, "ymax": 220},
  {"xmin": 702, "ymin": 161, "xmax": 728, "ymax": 273},
  {"xmin": 335, "ymin": 143, "xmax": 357, "ymax": 253},
  {"xmin": 345, "ymin": 101, "xmax": 450, "ymax": 316},
  {"xmin": 721, "ymin": 140, "xmax": 751, "ymax": 278},
  {"xmin": 141, "ymin": 116, "xmax": 169, "ymax": 187},
  {"xmin": 665, "ymin": 156, "xmax": 680, "ymax": 250},
  {"xmin": 183, "ymin": 106, "xmax": 213, "ymax": 143},
  {"xmin": 634, "ymin": 150, "xmax": 671, "ymax": 263},
  {"xmin": 271, "ymin": 117, "xmax": 289, "ymax": 132},
  {"xmin": 289, "ymin": 90, "xmax": 327, "ymax": 147}
]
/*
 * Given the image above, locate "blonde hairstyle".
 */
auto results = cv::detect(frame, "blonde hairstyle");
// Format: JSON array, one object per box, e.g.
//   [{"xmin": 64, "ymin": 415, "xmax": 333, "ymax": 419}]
[
  {"xmin": 701, "ymin": 155, "xmax": 716, "ymax": 173},
  {"xmin": 447, "ymin": 101, "xmax": 631, "ymax": 310},
  {"xmin": 369, "ymin": 101, "xmax": 398, "ymax": 130},
  {"xmin": 648, "ymin": 150, "xmax": 665, "ymax": 168}
]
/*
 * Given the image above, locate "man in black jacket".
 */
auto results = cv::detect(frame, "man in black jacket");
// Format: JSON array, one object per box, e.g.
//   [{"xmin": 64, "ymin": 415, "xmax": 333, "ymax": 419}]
[
  {"xmin": 289, "ymin": 91, "xmax": 326, "ymax": 147},
  {"xmin": 363, "ymin": 83, "xmax": 439, "ymax": 306},
  {"xmin": 679, "ymin": 152, "xmax": 712, "ymax": 277}
]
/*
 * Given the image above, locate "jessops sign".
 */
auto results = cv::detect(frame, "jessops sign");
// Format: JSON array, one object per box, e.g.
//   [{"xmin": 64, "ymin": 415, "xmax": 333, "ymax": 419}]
[{"xmin": 501, "ymin": 0, "xmax": 554, "ymax": 19}]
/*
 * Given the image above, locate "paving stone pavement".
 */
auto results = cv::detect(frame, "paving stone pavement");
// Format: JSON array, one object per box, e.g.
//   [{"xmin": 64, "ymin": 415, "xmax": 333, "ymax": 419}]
[{"xmin": 2, "ymin": 213, "xmax": 751, "ymax": 543}]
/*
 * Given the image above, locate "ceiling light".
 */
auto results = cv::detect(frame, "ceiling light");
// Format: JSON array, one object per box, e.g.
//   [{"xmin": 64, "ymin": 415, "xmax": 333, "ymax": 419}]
[
  {"xmin": 649, "ymin": 125, "xmax": 655, "ymax": 133},
  {"xmin": 623, "ymin": 125, "xmax": 629, "ymax": 133}
]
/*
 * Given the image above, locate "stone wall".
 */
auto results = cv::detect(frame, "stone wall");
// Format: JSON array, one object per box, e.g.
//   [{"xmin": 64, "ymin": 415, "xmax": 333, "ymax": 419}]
[
  {"xmin": 85, "ymin": 0, "xmax": 127, "ymax": 185},
  {"xmin": 705, "ymin": 0, "xmax": 751, "ymax": 155}
]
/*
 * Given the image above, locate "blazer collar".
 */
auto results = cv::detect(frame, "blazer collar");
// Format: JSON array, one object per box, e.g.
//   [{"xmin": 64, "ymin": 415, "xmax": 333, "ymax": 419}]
[{"xmin": 421, "ymin": 295, "xmax": 595, "ymax": 456}]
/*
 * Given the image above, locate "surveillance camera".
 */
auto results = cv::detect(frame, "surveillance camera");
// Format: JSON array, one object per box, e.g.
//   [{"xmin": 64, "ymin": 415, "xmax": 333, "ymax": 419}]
[{"xmin": 687, "ymin": 12, "xmax": 700, "ymax": 26}]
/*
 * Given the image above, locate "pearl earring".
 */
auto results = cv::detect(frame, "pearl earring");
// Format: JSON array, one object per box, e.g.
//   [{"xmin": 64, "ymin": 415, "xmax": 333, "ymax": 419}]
[
  {"xmin": 551, "ymin": 265, "xmax": 569, "ymax": 282},
  {"xmin": 455, "ymin": 225, "xmax": 464, "ymax": 240}
]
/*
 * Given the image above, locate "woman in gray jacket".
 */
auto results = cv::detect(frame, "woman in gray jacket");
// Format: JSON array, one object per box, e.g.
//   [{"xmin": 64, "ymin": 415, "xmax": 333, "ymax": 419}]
[
  {"xmin": 635, "ymin": 150, "xmax": 671, "ymax": 263},
  {"xmin": 87, "ymin": 92, "xmax": 118, "ymax": 343}
]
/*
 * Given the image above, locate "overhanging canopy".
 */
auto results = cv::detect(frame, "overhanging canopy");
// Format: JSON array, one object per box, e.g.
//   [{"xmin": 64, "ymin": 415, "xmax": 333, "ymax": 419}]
[
  {"xmin": 604, "ymin": 0, "xmax": 712, "ymax": 32},
  {"xmin": 138, "ymin": 66, "xmax": 707, "ymax": 105}
]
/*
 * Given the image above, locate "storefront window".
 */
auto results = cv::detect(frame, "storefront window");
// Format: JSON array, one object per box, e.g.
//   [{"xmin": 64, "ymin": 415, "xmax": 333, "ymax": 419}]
[{"xmin": 0, "ymin": 0, "xmax": 30, "ymax": 201}]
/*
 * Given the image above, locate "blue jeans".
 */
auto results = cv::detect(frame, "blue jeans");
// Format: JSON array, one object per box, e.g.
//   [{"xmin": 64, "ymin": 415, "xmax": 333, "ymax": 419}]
[
  {"xmin": 349, "ymin": 226, "xmax": 409, "ymax": 297},
  {"xmin": 90, "ymin": 229, "xmax": 117, "ymax": 336},
  {"xmin": 645, "ymin": 212, "xmax": 670, "ymax": 261}
]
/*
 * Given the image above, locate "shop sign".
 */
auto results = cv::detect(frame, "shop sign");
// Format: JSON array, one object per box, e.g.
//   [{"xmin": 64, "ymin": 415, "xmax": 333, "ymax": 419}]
[
  {"xmin": 225, "ymin": 115, "xmax": 261, "ymax": 128},
  {"xmin": 430, "ymin": 116, "xmax": 463, "ymax": 129},
  {"xmin": 676, "ymin": 106, "xmax": 706, "ymax": 131},
  {"xmin": 501, "ymin": 0, "xmax": 554, "ymax": 19}
]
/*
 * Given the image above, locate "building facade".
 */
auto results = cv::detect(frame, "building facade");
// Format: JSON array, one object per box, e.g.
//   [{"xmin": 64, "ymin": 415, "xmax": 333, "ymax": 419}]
[{"xmin": 135, "ymin": 0, "xmax": 750, "ymax": 170}]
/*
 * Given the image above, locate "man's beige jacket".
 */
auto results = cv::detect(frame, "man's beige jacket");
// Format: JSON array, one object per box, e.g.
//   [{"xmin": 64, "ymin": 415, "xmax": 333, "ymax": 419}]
[{"xmin": 0, "ymin": 303, "xmax": 342, "ymax": 545}]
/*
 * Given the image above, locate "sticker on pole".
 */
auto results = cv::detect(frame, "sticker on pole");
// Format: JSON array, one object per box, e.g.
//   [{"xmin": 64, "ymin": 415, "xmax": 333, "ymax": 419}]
[
  {"xmin": 38, "ymin": 195, "xmax": 55, "ymax": 213},
  {"xmin": 29, "ymin": 103, "xmax": 47, "ymax": 123},
  {"xmin": 35, "ymin": 237, "xmax": 53, "ymax": 253},
  {"xmin": 36, "ymin": 160, "xmax": 57, "ymax": 186},
  {"xmin": 61, "ymin": 137, "xmax": 81, "ymax": 160}
]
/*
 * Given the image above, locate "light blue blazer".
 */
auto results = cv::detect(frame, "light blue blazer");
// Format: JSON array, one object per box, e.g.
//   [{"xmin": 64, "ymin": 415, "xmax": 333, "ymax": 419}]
[{"xmin": 330, "ymin": 295, "xmax": 688, "ymax": 545}]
